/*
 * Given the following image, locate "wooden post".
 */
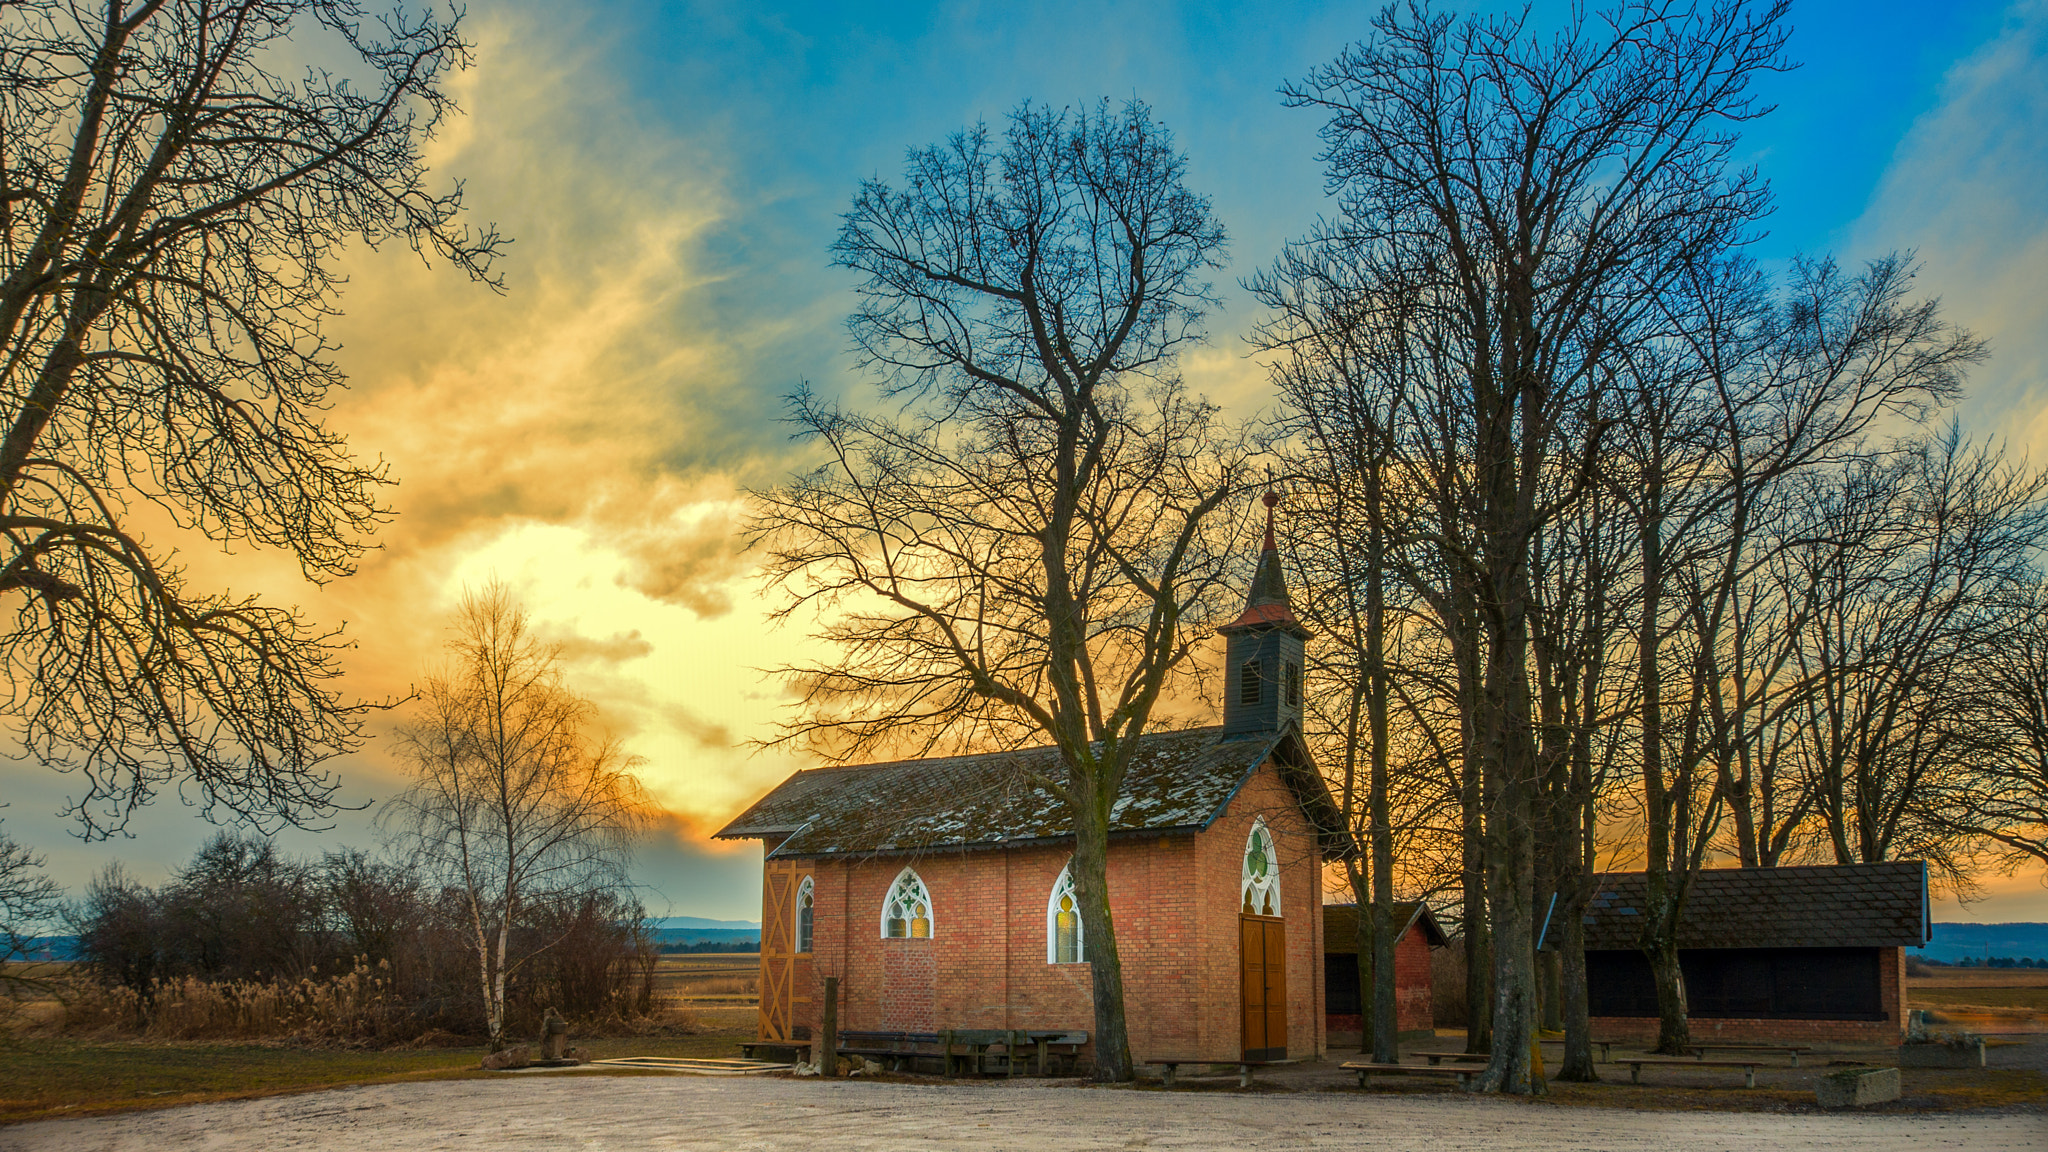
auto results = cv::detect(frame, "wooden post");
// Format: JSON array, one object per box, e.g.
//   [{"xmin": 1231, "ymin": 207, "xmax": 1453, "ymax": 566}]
[{"xmin": 820, "ymin": 976, "xmax": 839, "ymax": 1076}]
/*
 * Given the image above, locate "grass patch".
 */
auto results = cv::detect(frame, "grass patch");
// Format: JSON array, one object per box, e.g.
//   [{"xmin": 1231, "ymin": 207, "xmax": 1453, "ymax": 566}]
[
  {"xmin": 0, "ymin": 1032, "xmax": 754, "ymax": 1126},
  {"xmin": 1910, "ymin": 986, "xmax": 2048, "ymax": 1012}
]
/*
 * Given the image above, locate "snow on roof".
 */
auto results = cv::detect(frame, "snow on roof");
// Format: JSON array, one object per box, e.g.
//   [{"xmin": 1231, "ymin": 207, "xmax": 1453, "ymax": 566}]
[{"xmin": 714, "ymin": 725, "xmax": 1343, "ymax": 858}]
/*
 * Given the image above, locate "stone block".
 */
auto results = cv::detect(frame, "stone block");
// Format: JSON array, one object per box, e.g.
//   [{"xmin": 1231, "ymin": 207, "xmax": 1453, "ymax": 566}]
[
  {"xmin": 1899, "ymin": 1039, "xmax": 1985, "ymax": 1068},
  {"xmin": 480, "ymin": 1045, "xmax": 532, "ymax": 1071},
  {"xmin": 1815, "ymin": 1066, "xmax": 1900, "ymax": 1108}
]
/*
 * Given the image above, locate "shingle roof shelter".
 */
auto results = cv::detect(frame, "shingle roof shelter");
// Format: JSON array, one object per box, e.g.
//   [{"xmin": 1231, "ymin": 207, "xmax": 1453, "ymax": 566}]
[{"xmin": 1581, "ymin": 861, "xmax": 1931, "ymax": 950}]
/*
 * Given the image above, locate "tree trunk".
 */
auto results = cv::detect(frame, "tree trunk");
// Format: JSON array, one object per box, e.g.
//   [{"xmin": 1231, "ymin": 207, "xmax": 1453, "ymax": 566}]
[
  {"xmin": 1071, "ymin": 787, "xmax": 1133, "ymax": 1081},
  {"xmin": 1457, "ymin": 631, "xmax": 1492, "ymax": 1054},
  {"xmin": 1556, "ymin": 890, "xmax": 1598, "ymax": 1080},
  {"xmin": 1649, "ymin": 938, "xmax": 1690, "ymax": 1054},
  {"xmin": 1365, "ymin": 522, "xmax": 1399, "ymax": 1064},
  {"xmin": 1353, "ymin": 870, "xmax": 1375, "ymax": 1054}
]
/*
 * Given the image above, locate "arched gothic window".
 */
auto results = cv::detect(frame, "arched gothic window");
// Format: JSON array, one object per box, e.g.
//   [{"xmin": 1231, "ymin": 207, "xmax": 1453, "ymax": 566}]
[
  {"xmin": 1241, "ymin": 817, "xmax": 1282, "ymax": 917},
  {"xmin": 1284, "ymin": 661, "xmax": 1301, "ymax": 709},
  {"xmin": 795, "ymin": 876, "xmax": 814, "ymax": 954},
  {"xmin": 1046, "ymin": 863, "xmax": 1084, "ymax": 964},
  {"xmin": 1240, "ymin": 658, "xmax": 1263, "ymax": 705},
  {"xmin": 881, "ymin": 867, "xmax": 934, "ymax": 939}
]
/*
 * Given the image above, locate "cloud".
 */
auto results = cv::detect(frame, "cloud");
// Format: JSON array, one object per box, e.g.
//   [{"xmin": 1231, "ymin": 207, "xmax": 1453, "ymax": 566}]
[
  {"xmin": 1851, "ymin": 1, "xmax": 2048, "ymax": 456},
  {"xmin": 662, "ymin": 704, "xmax": 735, "ymax": 752},
  {"xmin": 544, "ymin": 628, "xmax": 656, "ymax": 666}
]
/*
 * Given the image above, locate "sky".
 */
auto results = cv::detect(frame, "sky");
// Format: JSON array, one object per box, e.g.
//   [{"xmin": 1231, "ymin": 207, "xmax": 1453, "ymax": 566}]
[{"xmin": 7, "ymin": 0, "xmax": 2048, "ymax": 925}]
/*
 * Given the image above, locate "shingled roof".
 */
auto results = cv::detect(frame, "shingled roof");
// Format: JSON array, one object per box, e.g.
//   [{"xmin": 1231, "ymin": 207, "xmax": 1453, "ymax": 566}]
[
  {"xmin": 714, "ymin": 726, "xmax": 1343, "ymax": 859},
  {"xmin": 1580, "ymin": 862, "xmax": 1930, "ymax": 950},
  {"xmin": 1323, "ymin": 902, "xmax": 1449, "ymax": 951}
]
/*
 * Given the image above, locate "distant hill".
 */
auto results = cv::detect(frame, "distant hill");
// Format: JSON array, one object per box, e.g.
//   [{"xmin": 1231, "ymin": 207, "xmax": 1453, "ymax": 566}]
[
  {"xmin": 645, "ymin": 916, "xmax": 760, "ymax": 948},
  {"xmin": 647, "ymin": 916, "xmax": 759, "ymax": 931},
  {"xmin": 9, "ymin": 935, "xmax": 79, "ymax": 961},
  {"xmin": 1911, "ymin": 923, "xmax": 2048, "ymax": 963}
]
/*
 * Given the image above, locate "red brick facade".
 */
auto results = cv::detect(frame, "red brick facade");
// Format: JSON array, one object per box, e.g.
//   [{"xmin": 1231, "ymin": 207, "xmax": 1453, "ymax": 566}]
[
  {"xmin": 765, "ymin": 758, "xmax": 1327, "ymax": 1066},
  {"xmin": 1589, "ymin": 946, "xmax": 1908, "ymax": 1047},
  {"xmin": 1325, "ymin": 926, "xmax": 1435, "ymax": 1044}
]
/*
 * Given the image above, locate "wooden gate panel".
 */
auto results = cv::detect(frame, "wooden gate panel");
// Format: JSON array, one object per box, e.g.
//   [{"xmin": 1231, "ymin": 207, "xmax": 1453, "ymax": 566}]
[{"xmin": 758, "ymin": 860, "xmax": 800, "ymax": 1042}]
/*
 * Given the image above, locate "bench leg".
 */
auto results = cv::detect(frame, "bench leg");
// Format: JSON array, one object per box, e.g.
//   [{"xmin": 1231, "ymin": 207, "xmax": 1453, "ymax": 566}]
[
  {"xmin": 1162, "ymin": 1064, "xmax": 1176, "ymax": 1088},
  {"xmin": 1238, "ymin": 1064, "xmax": 1250, "ymax": 1089},
  {"xmin": 1789, "ymin": 1053, "xmax": 1799, "ymax": 1068},
  {"xmin": 1356, "ymin": 1071, "xmax": 1368, "ymax": 1089},
  {"xmin": 1630, "ymin": 1065, "xmax": 1642, "ymax": 1084},
  {"xmin": 1744, "ymin": 1066, "xmax": 1755, "ymax": 1089},
  {"xmin": 1426, "ymin": 1055, "xmax": 1442, "ymax": 1066}
]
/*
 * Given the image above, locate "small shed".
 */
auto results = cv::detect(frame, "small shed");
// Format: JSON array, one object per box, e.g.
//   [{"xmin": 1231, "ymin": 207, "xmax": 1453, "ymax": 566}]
[
  {"xmin": 1581, "ymin": 861, "xmax": 1930, "ymax": 1046},
  {"xmin": 1323, "ymin": 902, "xmax": 1446, "ymax": 1044}
]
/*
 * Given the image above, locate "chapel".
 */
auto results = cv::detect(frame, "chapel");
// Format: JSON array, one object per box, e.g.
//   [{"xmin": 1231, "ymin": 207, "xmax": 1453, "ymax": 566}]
[{"xmin": 714, "ymin": 498, "xmax": 1344, "ymax": 1067}]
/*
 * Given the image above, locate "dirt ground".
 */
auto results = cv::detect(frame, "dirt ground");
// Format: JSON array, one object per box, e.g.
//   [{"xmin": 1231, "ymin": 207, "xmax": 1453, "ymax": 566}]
[{"xmin": 3, "ymin": 1071, "xmax": 2042, "ymax": 1152}]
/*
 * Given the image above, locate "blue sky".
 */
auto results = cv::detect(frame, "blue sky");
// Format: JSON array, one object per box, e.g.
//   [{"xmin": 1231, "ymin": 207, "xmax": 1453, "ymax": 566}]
[{"xmin": 8, "ymin": 0, "xmax": 2048, "ymax": 923}]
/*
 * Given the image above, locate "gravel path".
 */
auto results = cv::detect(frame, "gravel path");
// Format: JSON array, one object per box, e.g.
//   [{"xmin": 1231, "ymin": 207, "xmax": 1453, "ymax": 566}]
[{"xmin": 3, "ymin": 1075, "xmax": 2040, "ymax": 1152}]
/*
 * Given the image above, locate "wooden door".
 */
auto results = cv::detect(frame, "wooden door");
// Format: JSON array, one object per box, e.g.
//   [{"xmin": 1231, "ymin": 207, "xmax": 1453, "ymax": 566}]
[
  {"xmin": 1241, "ymin": 915, "xmax": 1288, "ymax": 1061},
  {"xmin": 758, "ymin": 860, "xmax": 801, "ymax": 1041}
]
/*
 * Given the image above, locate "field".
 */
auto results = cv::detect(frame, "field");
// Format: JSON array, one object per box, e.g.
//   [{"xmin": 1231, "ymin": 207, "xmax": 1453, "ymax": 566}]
[
  {"xmin": 0, "ymin": 954, "xmax": 767, "ymax": 1124},
  {"xmin": 654, "ymin": 953, "xmax": 760, "ymax": 1005},
  {"xmin": 1907, "ymin": 967, "xmax": 2048, "ymax": 1028},
  {"xmin": 0, "ymin": 1032, "xmax": 758, "ymax": 1125}
]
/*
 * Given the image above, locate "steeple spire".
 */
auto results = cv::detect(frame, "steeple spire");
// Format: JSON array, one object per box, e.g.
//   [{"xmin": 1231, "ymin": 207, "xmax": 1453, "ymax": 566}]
[
  {"xmin": 1224, "ymin": 491, "xmax": 1308, "ymax": 637},
  {"xmin": 1219, "ymin": 491, "xmax": 1311, "ymax": 738}
]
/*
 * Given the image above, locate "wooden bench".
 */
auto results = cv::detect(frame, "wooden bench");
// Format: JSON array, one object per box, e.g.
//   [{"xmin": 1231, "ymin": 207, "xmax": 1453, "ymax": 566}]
[
  {"xmin": 1542, "ymin": 1038, "xmax": 1622, "ymax": 1063},
  {"xmin": 1622, "ymin": 1057, "xmax": 1762, "ymax": 1088},
  {"xmin": 740, "ymin": 1040, "xmax": 812, "ymax": 1062},
  {"xmin": 1685, "ymin": 1044, "xmax": 1812, "ymax": 1067},
  {"xmin": 1341, "ymin": 1061, "xmax": 1477, "ymax": 1089},
  {"xmin": 835, "ymin": 1030, "xmax": 943, "ymax": 1072},
  {"xmin": 1433, "ymin": 1041, "xmax": 1623, "ymax": 1064},
  {"xmin": 836, "ymin": 1029, "xmax": 1087, "ymax": 1076},
  {"xmin": 1410, "ymin": 1051, "xmax": 1488, "ymax": 1066},
  {"xmin": 1144, "ymin": 1057, "xmax": 1297, "ymax": 1088}
]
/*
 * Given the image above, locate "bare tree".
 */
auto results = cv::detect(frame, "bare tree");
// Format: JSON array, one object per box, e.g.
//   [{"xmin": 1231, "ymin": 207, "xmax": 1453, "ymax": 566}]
[
  {"xmin": 1961, "ymin": 581, "xmax": 2048, "ymax": 871},
  {"xmin": 752, "ymin": 99, "xmax": 1246, "ymax": 1083},
  {"xmin": 383, "ymin": 585, "xmax": 646, "ymax": 1051},
  {"xmin": 0, "ymin": 0, "xmax": 502, "ymax": 836},
  {"xmin": 0, "ymin": 822, "xmax": 60, "ymax": 987},
  {"xmin": 1276, "ymin": 0, "xmax": 1789, "ymax": 1092},
  {"xmin": 1789, "ymin": 427, "xmax": 2048, "ymax": 879}
]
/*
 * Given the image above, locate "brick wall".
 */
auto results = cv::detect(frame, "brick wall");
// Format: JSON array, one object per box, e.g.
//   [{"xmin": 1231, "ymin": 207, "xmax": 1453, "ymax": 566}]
[
  {"xmin": 1325, "ymin": 922, "xmax": 1435, "ymax": 1046},
  {"xmin": 1589, "ymin": 945, "xmax": 1907, "ymax": 1048},
  {"xmin": 783, "ymin": 756, "xmax": 1327, "ymax": 1066}
]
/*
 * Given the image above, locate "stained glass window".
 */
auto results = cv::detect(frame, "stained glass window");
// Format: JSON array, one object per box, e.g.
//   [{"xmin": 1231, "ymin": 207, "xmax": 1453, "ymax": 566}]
[
  {"xmin": 881, "ymin": 868, "xmax": 933, "ymax": 939},
  {"xmin": 1241, "ymin": 818, "xmax": 1281, "ymax": 918},
  {"xmin": 1047, "ymin": 863, "xmax": 1084, "ymax": 964},
  {"xmin": 796, "ymin": 876, "xmax": 814, "ymax": 954}
]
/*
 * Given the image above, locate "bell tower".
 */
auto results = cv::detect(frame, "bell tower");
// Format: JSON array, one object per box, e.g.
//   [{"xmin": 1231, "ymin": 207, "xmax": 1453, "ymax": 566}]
[{"xmin": 1219, "ymin": 492, "xmax": 1309, "ymax": 738}]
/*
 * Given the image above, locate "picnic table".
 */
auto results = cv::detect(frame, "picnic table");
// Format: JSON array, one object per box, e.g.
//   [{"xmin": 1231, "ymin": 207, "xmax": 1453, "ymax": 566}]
[
  {"xmin": 1685, "ymin": 1043, "xmax": 1812, "ymax": 1067},
  {"xmin": 835, "ymin": 1029, "xmax": 1086, "ymax": 1076},
  {"xmin": 1622, "ymin": 1057, "xmax": 1763, "ymax": 1088},
  {"xmin": 1539, "ymin": 1037, "xmax": 1623, "ymax": 1062},
  {"xmin": 1410, "ymin": 1051, "xmax": 1489, "ymax": 1066},
  {"xmin": 1144, "ymin": 1057, "xmax": 1297, "ymax": 1088},
  {"xmin": 1341, "ymin": 1061, "xmax": 1477, "ymax": 1089}
]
